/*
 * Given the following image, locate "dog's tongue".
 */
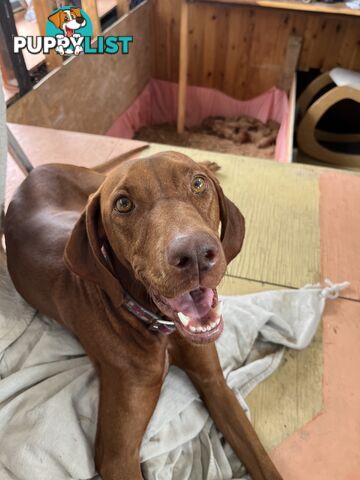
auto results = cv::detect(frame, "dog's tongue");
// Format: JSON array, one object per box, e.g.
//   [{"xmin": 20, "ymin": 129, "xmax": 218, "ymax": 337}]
[
  {"xmin": 66, "ymin": 27, "xmax": 73, "ymax": 37},
  {"xmin": 165, "ymin": 288, "xmax": 214, "ymax": 320}
]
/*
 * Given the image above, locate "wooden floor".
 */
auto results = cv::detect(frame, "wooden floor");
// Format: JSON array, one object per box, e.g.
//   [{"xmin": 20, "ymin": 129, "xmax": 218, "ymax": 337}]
[{"xmin": 5, "ymin": 124, "xmax": 360, "ymax": 476}]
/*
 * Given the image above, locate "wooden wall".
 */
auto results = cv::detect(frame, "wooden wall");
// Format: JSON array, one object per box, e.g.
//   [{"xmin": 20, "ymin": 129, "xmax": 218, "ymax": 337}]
[
  {"xmin": 7, "ymin": 1, "xmax": 152, "ymax": 134},
  {"xmin": 152, "ymin": 0, "xmax": 360, "ymax": 99}
]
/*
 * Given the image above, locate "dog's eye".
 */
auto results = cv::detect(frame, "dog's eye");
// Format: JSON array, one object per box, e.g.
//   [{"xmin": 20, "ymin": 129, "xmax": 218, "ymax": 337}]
[
  {"xmin": 191, "ymin": 176, "xmax": 207, "ymax": 194},
  {"xmin": 115, "ymin": 196, "xmax": 134, "ymax": 213}
]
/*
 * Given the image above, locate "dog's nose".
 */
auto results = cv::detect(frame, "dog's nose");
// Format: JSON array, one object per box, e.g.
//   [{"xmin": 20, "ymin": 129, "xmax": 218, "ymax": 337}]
[
  {"xmin": 167, "ymin": 233, "xmax": 220, "ymax": 273},
  {"xmin": 76, "ymin": 16, "xmax": 84, "ymax": 23}
]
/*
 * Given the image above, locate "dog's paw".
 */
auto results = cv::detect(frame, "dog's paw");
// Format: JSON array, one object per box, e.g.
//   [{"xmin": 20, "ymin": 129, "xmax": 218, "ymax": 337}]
[{"xmin": 55, "ymin": 46, "xmax": 65, "ymax": 56}]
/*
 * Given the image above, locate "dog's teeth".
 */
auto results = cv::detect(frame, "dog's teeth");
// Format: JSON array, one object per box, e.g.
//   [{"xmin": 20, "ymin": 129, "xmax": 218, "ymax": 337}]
[
  {"xmin": 210, "ymin": 321, "xmax": 216, "ymax": 329},
  {"xmin": 178, "ymin": 312, "xmax": 191, "ymax": 326},
  {"xmin": 214, "ymin": 301, "xmax": 223, "ymax": 316},
  {"xmin": 215, "ymin": 317, "xmax": 221, "ymax": 326},
  {"xmin": 206, "ymin": 325, "xmax": 212, "ymax": 331},
  {"xmin": 190, "ymin": 325, "xmax": 196, "ymax": 332}
]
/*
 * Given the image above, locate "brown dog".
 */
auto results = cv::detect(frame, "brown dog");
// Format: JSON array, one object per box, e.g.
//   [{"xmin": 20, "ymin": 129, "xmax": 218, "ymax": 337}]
[{"xmin": 4, "ymin": 149, "xmax": 282, "ymax": 480}]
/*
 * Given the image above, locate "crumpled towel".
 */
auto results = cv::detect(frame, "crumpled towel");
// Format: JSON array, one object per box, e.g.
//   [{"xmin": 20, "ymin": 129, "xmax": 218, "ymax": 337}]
[{"xmin": 0, "ymin": 256, "xmax": 348, "ymax": 480}]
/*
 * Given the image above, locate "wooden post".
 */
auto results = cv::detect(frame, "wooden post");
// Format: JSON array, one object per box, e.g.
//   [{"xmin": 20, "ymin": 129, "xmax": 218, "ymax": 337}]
[
  {"xmin": 81, "ymin": 0, "xmax": 101, "ymax": 37},
  {"xmin": 116, "ymin": 0, "xmax": 130, "ymax": 17},
  {"xmin": 277, "ymin": 34, "xmax": 302, "ymax": 94},
  {"xmin": 33, "ymin": 0, "xmax": 62, "ymax": 70},
  {"xmin": 0, "ymin": 70, "xmax": 6, "ymax": 242},
  {"xmin": 177, "ymin": 0, "xmax": 189, "ymax": 134}
]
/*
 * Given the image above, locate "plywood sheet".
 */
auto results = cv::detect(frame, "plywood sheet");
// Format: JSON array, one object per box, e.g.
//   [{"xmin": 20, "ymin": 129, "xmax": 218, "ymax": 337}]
[
  {"xmin": 152, "ymin": 0, "xmax": 360, "ymax": 100},
  {"xmin": 7, "ymin": 2, "xmax": 152, "ymax": 134},
  {"xmin": 143, "ymin": 144, "xmax": 321, "ymax": 288},
  {"xmin": 320, "ymin": 171, "xmax": 360, "ymax": 301}
]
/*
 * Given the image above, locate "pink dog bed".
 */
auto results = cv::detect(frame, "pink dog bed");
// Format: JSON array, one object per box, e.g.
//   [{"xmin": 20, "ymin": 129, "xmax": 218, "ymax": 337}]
[{"xmin": 106, "ymin": 79, "xmax": 290, "ymax": 162}]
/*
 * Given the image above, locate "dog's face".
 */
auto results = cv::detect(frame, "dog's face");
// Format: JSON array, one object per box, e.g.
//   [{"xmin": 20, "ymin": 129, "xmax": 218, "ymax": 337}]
[
  {"xmin": 65, "ymin": 152, "xmax": 245, "ymax": 344},
  {"xmin": 48, "ymin": 8, "xmax": 86, "ymax": 37}
]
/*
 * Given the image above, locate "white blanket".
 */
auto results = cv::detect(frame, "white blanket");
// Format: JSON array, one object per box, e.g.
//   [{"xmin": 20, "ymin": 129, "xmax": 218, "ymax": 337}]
[{"xmin": 0, "ymin": 255, "xmax": 348, "ymax": 480}]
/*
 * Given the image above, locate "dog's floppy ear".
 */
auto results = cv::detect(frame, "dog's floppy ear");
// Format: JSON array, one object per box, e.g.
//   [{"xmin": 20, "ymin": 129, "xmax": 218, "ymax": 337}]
[
  {"xmin": 48, "ymin": 10, "xmax": 63, "ymax": 29},
  {"xmin": 64, "ymin": 190, "xmax": 121, "ymax": 296},
  {"xmin": 207, "ymin": 171, "xmax": 245, "ymax": 264},
  {"xmin": 70, "ymin": 7, "xmax": 82, "ymax": 17}
]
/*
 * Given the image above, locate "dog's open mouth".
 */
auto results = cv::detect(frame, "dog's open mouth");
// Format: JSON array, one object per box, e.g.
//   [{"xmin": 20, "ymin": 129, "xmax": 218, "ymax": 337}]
[
  {"xmin": 156, "ymin": 288, "xmax": 223, "ymax": 344},
  {"xmin": 65, "ymin": 26, "xmax": 74, "ymax": 37}
]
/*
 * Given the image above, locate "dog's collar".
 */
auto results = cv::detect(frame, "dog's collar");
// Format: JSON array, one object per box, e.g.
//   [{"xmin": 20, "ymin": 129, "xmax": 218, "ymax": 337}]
[
  {"xmin": 101, "ymin": 245, "xmax": 176, "ymax": 335},
  {"xmin": 123, "ymin": 293, "xmax": 176, "ymax": 335}
]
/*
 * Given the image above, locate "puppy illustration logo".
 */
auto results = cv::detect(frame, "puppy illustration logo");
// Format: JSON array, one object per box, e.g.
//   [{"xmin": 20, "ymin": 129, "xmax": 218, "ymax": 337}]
[
  {"xmin": 46, "ymin": 6, "xmax": 92, "ymax": 55},
  {"xmin": 14, "ymin": 6, "xmax": 133, "ymax": 56}
]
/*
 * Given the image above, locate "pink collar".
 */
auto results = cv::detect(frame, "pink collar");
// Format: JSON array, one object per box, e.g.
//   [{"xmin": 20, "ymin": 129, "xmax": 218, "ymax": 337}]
[{"xmin": 101, "ymin": 245, "xmax": 176, "ymax": 335}]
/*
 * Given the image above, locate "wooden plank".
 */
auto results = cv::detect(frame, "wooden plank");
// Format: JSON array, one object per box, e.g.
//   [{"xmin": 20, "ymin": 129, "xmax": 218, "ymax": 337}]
[
  {"xmin": 222, "ymin": 6, "xmax": 246, "ymax": 96},
  {"xmin": 243, "ymin": 8, "xmax": 282, "ymax": 98},
  {"xmin": 7, "ymin": 3, "xmax": 152, "ymax": 134},
  {"xmin": 286, "ymin": 74, "xmax": 296, "ymax": 163},
  {"xmin": 172, "ymin": 4, "xmax": 182, "ymax": 81},
  {"xmin": 82, "ymin": 0, "xmax": 101, "ymax": 36},
  {"xmin": 201, "ymin": 5, "xmax": 219, "ymax": 89},
  {"xmin": 219, "ymin": 275, "xmax": 323, "ymax": 452},
  {"xmin": 32, "ymin": 0, "xmax": 62, "ymax": 70},
  {"xmin": 116, "ymin": 0, "xmax": 130, "ymax": 17},
  {"xmin": 177, "ymin": 0, "xmax": 189, "ymax": 133},
  {"xmin": 320, "ymin": 171, "xmax": 360, "ymax": 301},
  {"xmin": 0, "ymin": 72, "xmax": 6, "ymax": 239},
  {"xmin": 196, "ymin": 0, "xmax": 360, "ymax": 17},
  {"xmin": 335, "ymin": 15, "xmax": 360, "ymax": 70},
  {"xmin": 142, "ymin": 143, "xmax": 321, "ymax": 288},
  {"xmin": 165, "ymin": 0, "xmax": 175, "ymax": 80},
  {"xmin": 277, "ymin": 34, "xmax": 302, "ymax": 93},
  {"xmin": 153, "ymin": 1, "xmax": 360, "ymax": 100},
  {"xmin": 212, "ymin": 6, "xmax": 230, "ymax": 91},
  {"xmin": 187, "ymin": 3, "xmax": 205, "ymax": 86}
]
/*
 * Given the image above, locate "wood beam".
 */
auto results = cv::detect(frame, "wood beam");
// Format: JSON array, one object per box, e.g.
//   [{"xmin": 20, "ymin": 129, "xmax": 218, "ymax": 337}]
[
  {"xmin": 81, "ymin": 0, "xmax": 101, "ymax": 37},
  {"xmin": 116, "ymin": 0, "xmax": 130, "ymax": 17},
  {"xmin": 277, "ymin": 34, "xmax": 302, "ymax": 94},
  {"xmin": 33, "ymin": 0, "xmax": 62, "ymax": 71},
  {"xmin": 177, "ymin": 0, "xmax": 189, "ymax": 134}
]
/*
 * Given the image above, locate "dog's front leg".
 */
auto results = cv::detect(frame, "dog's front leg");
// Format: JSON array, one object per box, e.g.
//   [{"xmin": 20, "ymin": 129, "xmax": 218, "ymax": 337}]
[
  {"xmin": 170, "ymin": 337, "xmax": 283, "ymax": 480},
  {"xmin": 94, "ymin": 364, "xmax": 162, "ymax": 480}
]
